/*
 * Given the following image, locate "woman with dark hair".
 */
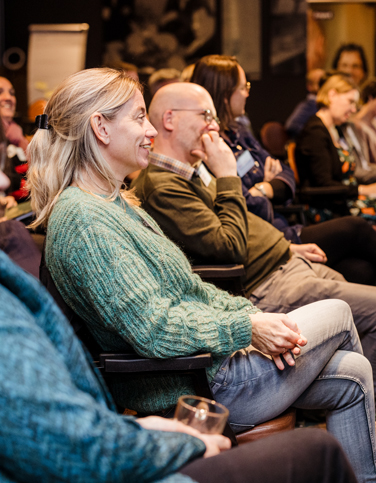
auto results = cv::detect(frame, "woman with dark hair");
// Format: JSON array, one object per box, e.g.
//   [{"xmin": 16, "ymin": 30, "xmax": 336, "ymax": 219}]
[
  {"xmin": 332, "ymin": 43, "xmax": 368, "ymax": 87},
  {"xmin": 191, "ymin": 55, "xmax": 295, "ymax": 235},
  {"xmin": 191, "ymin": 55, "xmax": 376, "ymax": 285}
]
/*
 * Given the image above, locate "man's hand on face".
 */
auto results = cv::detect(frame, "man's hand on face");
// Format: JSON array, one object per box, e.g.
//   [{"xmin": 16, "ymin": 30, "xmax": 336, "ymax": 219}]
[{"xmin": 191, "ymin": 131, "xmax": 238, "ymax": 178}]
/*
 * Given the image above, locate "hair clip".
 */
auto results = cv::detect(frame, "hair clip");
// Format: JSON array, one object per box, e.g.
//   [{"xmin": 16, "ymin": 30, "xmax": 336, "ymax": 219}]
[{"xmin": 35, "ymin": 114, "xmax": 50, "ymax": 130}]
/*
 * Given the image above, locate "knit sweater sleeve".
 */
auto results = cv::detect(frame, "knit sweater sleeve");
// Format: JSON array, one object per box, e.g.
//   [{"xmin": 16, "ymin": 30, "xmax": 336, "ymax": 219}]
[{"xmin": 47, "ymin": 190, "xmax": 255, "ymax": 360}]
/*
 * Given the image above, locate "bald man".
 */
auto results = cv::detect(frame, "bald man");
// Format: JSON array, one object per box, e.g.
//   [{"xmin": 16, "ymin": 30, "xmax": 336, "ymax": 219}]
[{"xmin": 132, "ymin": 82, "xmax": 376, "ymax": 400}]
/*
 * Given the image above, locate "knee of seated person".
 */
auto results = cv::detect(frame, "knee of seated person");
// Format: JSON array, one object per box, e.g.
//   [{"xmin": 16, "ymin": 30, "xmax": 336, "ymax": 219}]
[
  {"xmin": 346, "ymin": 215, "xmax": 371, "ymax": 232},
  {"xmin": 310, "ymin": 299, "xmax": 353, "ymax": 326},
  {"xmin": 334, "ymin": 351, "xmax": 373, "ymax": 390},
  {"xmin": 329, "ymin": 298, "xmax": 353, "ymax": 319},
  {"xmin": 328, "ymin": 298, "xmax": 352, "ymax": 322}
]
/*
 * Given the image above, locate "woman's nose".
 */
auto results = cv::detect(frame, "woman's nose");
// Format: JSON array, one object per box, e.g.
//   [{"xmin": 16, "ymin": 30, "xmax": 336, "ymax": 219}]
[
  {"xmin": 1, "ymin": 90, "xmax": 12, "ymax": 100},
  {"xmin": 146, "ymin": 120, "xmax": 158, "ymax": 138}
]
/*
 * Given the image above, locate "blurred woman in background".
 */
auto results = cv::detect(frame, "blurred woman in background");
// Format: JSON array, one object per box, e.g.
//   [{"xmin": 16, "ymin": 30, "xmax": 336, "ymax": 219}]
[
  {"xmin": 296, "ymin": 74, "xmax": 376, "ymax": 217},
  {"xmin": 0, "ymin": 76, "xmax": 29, "ymax": 201}
]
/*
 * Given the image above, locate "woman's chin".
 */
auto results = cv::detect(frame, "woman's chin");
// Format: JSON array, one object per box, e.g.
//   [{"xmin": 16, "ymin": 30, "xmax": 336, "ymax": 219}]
[{"xmin": 137, "ymin": 156, "xmax": 150, "ymax": 171}]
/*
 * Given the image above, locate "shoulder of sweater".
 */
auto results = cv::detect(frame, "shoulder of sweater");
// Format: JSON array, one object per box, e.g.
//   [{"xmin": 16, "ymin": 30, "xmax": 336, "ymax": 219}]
[
  {"xmin": 54, "ymin": 188, "xmax": 121, "ymax": 217},
  {"xmin": 49, "ymin": 188, "xmax": 140, "ymax": 236}
]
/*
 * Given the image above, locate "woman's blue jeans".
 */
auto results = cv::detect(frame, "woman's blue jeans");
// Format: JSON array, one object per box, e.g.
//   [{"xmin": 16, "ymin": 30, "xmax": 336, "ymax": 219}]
[{"xmin": 211, "ymin": 299, "xmax": 376, "ymax": 483}]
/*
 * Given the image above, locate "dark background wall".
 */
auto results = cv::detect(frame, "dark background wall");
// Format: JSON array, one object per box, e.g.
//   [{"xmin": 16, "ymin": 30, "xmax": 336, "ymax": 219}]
[
  {"xmin": 1, "ymin": 0, "xmax": 102, "ymax": 121},
  {"xmin": 1, "ymin": 0, "xmax": 306, "ymax": 136},
  {"xmin": 248, "ymin": 1, "xmax": 306, "ymax": 137}
]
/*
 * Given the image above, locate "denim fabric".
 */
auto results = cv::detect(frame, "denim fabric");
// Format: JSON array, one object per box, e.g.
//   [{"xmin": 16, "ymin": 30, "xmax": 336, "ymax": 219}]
[
  {"xmin": 250, "ymin": 254, "xmax": 376, "ymax": 398},
  {"xmin": 211, "ymin": 299, "xmax": 376, "ymax": 483}
]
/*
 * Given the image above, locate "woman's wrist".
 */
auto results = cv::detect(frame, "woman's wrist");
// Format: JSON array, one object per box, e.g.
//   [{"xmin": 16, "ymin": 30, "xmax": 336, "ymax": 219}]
[{"xmin": 254, "ymin": 182, "xmax": 274, "ymax": 198}]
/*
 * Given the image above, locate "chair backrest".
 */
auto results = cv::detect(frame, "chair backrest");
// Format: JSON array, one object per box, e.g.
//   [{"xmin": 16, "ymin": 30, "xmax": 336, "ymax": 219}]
[
  {"xmin": 287, "ymin": 142, "xmax": 300, "ymax": 185},
  {"xmin": 260, "ymin": 121, "xmax": 288, "ymax": 159},
  {"xmin": 39, "ymin": 246, "xmax": 102, "ymax": 358}
]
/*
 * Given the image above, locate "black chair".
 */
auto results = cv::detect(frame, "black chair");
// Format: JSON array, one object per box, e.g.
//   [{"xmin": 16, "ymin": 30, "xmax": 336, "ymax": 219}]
[
  {"xmin": 192, "ymin": 264, "xmax": 246, "ymax": 295},
  {"xmin": 287, "ymin": 142, "xmax": 349, "ymax": 218}
]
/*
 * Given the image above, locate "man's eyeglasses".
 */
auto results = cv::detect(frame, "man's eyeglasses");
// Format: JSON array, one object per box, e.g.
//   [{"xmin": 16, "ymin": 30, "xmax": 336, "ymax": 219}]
[{"xmin": 170, "ymin": 109, "xmax": 220, "ymax": 125}]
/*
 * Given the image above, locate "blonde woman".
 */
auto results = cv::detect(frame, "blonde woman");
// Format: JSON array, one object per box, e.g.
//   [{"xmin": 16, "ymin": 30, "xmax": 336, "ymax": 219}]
[
  {"xmin": 28, "ymin": 68, "xmax": 376, "ymax": 483},
  {"xmin": 296, "ymin": 74, "xmax": 376, "ymax": 215}
]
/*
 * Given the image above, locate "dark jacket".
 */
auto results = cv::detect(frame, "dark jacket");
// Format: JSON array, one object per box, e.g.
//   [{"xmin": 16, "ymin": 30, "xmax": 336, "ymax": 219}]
[{"xmin": 295, "ymin": 115, "xmax": 358, "ymax": 198}]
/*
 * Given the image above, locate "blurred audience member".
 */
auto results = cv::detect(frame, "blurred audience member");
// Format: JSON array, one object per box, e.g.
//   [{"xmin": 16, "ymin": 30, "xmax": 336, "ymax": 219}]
[
  {"xmin": 0, "ymin": 77, "xmax": 29, "ymax": 201},
  {"xmin": 0, "ymin": 114, "xmax": 17, "ymax": 214},
  {"xmin": 0, "ymin": 77, "xmax": 28, "ymax": 152},
  {"xmin": 332, "ymin": 43, "xmax": 368, "ymax": 87},
  {"xmin": 148, "ymin": 68, "xmax": 181, "ymax": 97},
  {"xmin": 296, "ymin": 74, "xmax": 376, "ymax": 219},
  {"xmin": 352, "ymin": 78, "xmax": 376, "ymax": 165},
  {"xmin": 285, "ymin": 68, "xmax": 325, "ymax": 139}
]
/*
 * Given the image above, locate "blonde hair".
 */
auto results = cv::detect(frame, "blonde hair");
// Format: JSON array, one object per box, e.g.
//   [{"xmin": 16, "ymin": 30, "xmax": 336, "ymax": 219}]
[
  {"xmin": 28, "ymin": 67, "xmax": 142, "ymax": 229},
  {"xmin": 316, "ymin": 73, "xmax": 358, "ymax": 108}
]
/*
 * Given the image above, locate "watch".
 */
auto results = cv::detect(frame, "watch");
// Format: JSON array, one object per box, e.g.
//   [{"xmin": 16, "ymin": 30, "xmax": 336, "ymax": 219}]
[{"xmin": 254, "ymin": 183, "xmax": 267, "ymax": 196}]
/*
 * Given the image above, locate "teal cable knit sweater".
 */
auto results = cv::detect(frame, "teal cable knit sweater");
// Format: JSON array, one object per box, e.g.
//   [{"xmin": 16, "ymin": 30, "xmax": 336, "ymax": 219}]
[{"xmin": 46, "ymin": 188, "xmax": 259, "ymax": 413}]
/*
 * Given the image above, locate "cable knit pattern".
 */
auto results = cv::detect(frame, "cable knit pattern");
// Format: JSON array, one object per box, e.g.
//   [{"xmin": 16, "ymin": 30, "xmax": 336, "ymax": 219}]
[{"xmin": 46, "ymin": 187, "xmax": 258, "ymax": 413}]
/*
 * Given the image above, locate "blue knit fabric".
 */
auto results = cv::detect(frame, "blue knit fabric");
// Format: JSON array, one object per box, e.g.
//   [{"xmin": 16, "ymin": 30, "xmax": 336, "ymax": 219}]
[
  {"xmin": 0, "ymin": 250, "xmax": 204, "ymax": 483},
  {"xmin": 46, "ymin": 187, "xmax": 258, "ymax": 413}
]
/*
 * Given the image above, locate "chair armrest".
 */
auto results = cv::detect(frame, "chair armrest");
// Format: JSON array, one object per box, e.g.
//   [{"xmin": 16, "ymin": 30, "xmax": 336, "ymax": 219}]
[
  {"xmin": 273, "ymin": 204, "xmax": 305, "ymax": 213},
  {"xmin": 97, "ymin": 352, "xmax": 213, "ymax": 373},
  {"xmin": 14, "ymin": 211, "xmax": 35, "ymax": 223},
  {"xmin": 192, "ymin": 264, "xmax": 245, "ymax": 280},
  {"xmin": 274, "ymin": 204, "xmax": 306, "ymax": 226},
  {"xmin": 300, "ymin": 185, "xmax": 349, "ymax": 196},
  {"xmin": 97, "ymin": 352, "xmax": 237, "ymax": 446}
]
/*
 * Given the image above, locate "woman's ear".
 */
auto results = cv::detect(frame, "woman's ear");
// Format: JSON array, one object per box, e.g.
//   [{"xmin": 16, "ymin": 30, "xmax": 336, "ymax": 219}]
[
  {"xmin": 328, "ymin": 89, "xmax": 338, "ymax": 103},
  {"xmin": 90, "ymin": 112, "xmax": 110, "ymax": 145}
]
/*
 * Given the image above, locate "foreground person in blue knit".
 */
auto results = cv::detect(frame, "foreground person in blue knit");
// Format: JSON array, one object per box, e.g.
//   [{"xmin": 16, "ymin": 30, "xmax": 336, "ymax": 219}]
[
  {"xmin": 0, "ymin": 250, "xmax": 357, "ymax": 483},
  {"xmin": 27, "ymin": 68, "xmax": 376, "ymax": 482}
]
